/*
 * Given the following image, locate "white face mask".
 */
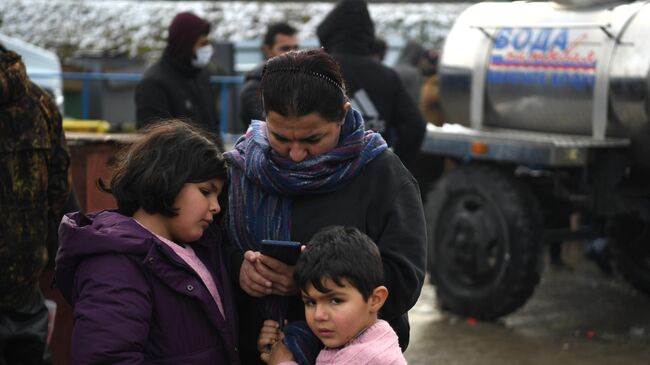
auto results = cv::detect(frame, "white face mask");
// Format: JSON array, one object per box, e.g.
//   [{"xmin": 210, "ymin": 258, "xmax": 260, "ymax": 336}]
[{"xmin": 192, "ymin": 44, "xmax": 213, "ymax": 68}]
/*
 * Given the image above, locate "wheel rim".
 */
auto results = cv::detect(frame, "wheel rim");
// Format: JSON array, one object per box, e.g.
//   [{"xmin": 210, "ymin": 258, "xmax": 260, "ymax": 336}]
[{"xmin": 435, "ymin": 189, "xmax": 510, "ymax": 296}]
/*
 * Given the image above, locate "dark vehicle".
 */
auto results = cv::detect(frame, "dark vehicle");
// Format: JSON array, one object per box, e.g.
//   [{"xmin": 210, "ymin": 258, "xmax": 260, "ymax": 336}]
[{"xmin": 425, "ymin": 0, "xmax": 650, "ymax": 319}]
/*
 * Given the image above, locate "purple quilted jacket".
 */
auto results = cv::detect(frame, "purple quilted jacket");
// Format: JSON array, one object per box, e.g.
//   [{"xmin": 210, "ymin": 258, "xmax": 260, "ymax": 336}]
[{"xmin": 56, "ymin": 210, "xmax": 240, "ymax": 364}]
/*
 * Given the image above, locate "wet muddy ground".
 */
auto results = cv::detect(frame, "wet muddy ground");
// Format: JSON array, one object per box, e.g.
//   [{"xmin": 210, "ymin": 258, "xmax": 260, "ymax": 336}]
[{"xmin": 404, "ymin": 241, "xmax": 650, "ymax": 365}]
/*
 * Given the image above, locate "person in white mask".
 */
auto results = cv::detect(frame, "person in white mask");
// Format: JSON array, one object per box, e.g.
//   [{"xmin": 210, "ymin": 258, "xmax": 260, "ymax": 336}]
[
  {"xmin": 193, "ymin": 42, "xmax": 214, "ymax": 68},
  {"xmin": 135, "ymin": 12, "xmax": 222, "ymax": 148}
]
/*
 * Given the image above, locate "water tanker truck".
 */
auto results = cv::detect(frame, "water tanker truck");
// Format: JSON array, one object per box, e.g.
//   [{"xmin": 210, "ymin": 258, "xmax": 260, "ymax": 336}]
[{"xmin": 425, "ymin": 0, "xmax": 650, "ymax": 319}]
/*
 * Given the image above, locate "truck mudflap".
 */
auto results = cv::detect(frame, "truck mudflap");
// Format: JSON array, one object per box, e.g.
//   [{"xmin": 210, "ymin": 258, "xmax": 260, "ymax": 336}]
[{"xmin": 421, "ymin": 124, "xmax": 630, "ymax": 166}]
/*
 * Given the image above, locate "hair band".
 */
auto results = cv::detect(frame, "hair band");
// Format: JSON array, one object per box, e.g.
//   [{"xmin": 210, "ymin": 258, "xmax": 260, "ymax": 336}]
[{"xmin": 262, "ymin": 66, "xmax": 345, "ymax": 93}]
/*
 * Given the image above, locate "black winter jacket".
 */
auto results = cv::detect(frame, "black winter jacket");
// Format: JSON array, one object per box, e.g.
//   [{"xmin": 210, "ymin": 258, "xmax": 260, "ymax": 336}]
[
  {"xmin": 238, "ymin": 62, "xmax": 265, "ymax": 129},
  {"xmin": 135, "ymin": 51, "xmax": 220, "ymax": 138},
  {"xmin": 317, "ymin": 0, "xmax": 426, "ymax": 172},
  {"xmin": 229, "ymin": 150, "xmax": 427, "ymax": 364}
]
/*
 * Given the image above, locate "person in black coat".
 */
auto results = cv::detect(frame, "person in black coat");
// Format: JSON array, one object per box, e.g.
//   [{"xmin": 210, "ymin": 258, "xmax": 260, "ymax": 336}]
[
  {"xmin": 224, "ymin": 48, "xmax": 426, "ymax": 365},
  {"xmin": 316, "ymin": 0, "xmax": 426, "ymax": 173},
  {"xmin": 135, "ymin": 12, "xmax": 222, "ymax": 147},
  {"xmin": 238, "ymin": 22, "xmax": 299, "ymax": 130}
]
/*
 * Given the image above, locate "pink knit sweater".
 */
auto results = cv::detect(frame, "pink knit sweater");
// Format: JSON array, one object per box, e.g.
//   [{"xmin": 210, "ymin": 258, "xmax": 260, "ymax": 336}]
[{"xmin": 279, "ymin": 319, "xmax": 407, "ymax": 365}]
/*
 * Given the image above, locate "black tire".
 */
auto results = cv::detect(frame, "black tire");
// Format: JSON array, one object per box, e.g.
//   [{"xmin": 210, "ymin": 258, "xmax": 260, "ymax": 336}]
[
  {"xmin": 425, "ymin": 164, "xmax": 543, "ymax": 320},
  {"xmin": 610, "ymin": 218, "xmax": 650, "ymax": 295}
]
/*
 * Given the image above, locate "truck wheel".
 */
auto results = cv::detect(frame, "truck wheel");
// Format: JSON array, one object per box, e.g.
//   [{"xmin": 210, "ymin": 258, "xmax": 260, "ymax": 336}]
[
  {"xmin": 426, "ymin": 164, "xmax": 543, "ymax": 320},
  {"xmin": 611, "ymin": 218, "xmax": 650, "ymax": 295}
]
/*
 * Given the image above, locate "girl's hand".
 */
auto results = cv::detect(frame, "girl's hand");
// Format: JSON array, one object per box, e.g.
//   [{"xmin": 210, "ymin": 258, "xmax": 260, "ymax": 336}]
[
  {"xmin": 258, "ymin": 320, "xmax": 281, "ymax": 357},
  {"xmin": 257, "ymin": 254, "xmax": 298, "ymax": 296},
  {"xmin": 240, "ymin": 250, "xmax": 272, "ymax": 297}
]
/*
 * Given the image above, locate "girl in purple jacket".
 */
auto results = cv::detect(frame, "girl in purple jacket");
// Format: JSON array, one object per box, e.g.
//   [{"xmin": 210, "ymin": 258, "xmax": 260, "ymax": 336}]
[{"xmin": 55, "ymin": 120, "xmax": 239, "ymax": 364}]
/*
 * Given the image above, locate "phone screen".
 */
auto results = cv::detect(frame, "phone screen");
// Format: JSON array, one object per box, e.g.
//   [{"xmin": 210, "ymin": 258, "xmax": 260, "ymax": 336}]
[{"xmin": 261, "ymin": 240, "xmax": 301, "ymax": 265}]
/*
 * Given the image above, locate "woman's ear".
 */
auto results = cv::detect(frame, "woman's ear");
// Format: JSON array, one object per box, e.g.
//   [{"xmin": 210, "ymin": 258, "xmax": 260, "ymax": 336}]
[
  {"xmin": 368, "ymin": 285, "xmax": 388, "ymax": 313},
  {"xmin": 340, "ymin": 102, "xmax": 352, "ymax": 125}
]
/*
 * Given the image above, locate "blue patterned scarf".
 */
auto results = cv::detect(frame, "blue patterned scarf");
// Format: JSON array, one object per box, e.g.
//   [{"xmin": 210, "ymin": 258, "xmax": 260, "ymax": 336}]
[
  {"xmin": 224, "ymin": 108, "xmax": 386, "ymax": 333},
  {"xmin": 224, "ymin": 107, "xmax": 387, "ymax": 252}
]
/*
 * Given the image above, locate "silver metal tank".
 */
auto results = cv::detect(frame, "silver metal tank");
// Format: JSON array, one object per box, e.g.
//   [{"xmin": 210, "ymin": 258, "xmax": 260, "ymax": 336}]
[{"xmin": 438, "ymin": 0, "xmax": 650, "ymax": 170}]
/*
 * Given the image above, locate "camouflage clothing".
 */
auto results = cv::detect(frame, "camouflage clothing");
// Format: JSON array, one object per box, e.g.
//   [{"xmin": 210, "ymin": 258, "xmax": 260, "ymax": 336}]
[{"xmin": 0, "ymin": 50, "xmax": 70, "ymax": 309}]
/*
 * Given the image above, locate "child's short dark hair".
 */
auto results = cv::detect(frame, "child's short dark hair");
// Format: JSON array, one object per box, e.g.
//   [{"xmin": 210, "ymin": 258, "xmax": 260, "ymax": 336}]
[
  {"xmin": 99, "ymin": 120, "xmax": 227, "ymax": 217},
  {"xmin": 294, "ymin": 226, "xmax": 383, "ymax": 300}
]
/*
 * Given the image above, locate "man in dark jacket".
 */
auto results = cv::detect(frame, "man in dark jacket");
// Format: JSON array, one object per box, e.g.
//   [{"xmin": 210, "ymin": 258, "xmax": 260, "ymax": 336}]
[
  {"xmin": 135, "ymin": 12, "xmax": 222, "ymax": 146},
  {"xmin": 238, "ymin": 22, "xmax": 299, "ymax": 129},
  {"xmin": 0, "ymin": 45, "xmax": 71, "ymax": 364},
  {"xmin": 317, "ymin": 0, "xmax": 426, "ymax": 172}
]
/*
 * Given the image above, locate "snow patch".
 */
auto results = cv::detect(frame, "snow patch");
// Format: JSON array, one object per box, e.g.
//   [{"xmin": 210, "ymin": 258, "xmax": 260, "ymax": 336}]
[{"xmin": 0, "ymin": 1, "xmax": 470, "ymax": 60}]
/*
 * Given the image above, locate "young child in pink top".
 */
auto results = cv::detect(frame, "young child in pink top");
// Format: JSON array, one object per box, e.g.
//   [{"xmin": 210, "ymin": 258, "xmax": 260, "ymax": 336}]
[{"xmin": 258, "ymin": 226, "xmax": 407, "ymax": 365}]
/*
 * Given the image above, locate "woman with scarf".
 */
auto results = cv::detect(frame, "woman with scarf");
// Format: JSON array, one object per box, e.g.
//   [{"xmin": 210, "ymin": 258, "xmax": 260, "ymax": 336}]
[{"xmin": 224, "ymin": 49, "xmax": 426, "ymax": 365}]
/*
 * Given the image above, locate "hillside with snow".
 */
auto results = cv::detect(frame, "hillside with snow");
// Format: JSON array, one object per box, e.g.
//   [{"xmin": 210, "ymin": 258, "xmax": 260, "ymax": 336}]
[{"xmin": 0, "ymin": 0, "xmax": 470, "ymax": 60}]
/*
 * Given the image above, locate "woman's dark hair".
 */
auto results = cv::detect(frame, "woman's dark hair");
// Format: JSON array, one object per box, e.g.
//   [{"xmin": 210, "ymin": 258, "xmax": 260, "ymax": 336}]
[
  {"xmin": 260, "ymin": 48, "xmax": 347, "ymax": 122},
  {"xmin": 294, "ymin": 226, "xmax": 384, "ymax": 300},
  {"xmin": 98, "ymin": 120, "xmax": 227, "ymax": 217}
]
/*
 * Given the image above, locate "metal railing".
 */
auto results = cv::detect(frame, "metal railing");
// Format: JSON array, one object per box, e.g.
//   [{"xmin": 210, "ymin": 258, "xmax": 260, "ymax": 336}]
[{"xmin": 29, "ymin": 72, "xmax": 244, "ymax": 134}]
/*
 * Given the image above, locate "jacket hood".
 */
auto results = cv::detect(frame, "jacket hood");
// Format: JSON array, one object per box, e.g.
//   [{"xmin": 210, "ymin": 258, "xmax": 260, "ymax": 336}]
[
  {"xmin": 55, "ymin": 210, "xmax": 155, "ymax": 302},
  {"xmin": 0, "ymin": 50, "xmax": 28, "ymax": 106},
  {"xmin": 163, "ymin": 12, "xmax": 210, "ymax": 76},
  {"xmin": 166, "ymin": 12, "xmax": 210, "ymax": 65},
  {"xmin": 317, "ymin": 0, "xmax": 375, "ymax": 56}
]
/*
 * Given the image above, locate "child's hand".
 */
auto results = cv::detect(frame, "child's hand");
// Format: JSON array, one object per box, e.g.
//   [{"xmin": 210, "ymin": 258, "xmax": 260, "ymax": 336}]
[
  {"xmin": 258, "ymin": 320, "xmax": 281, "ymax": 360},
  {"xmin": 267, "ymin": 335, "xmax": 295, "ymax": 365}
]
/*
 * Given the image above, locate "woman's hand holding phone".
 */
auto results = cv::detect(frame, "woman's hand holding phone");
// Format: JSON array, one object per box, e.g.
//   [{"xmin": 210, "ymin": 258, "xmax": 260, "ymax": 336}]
[
  {"xmin": 256, "ymin": 255, "xmax": 298, "ymax": 296},
  {"xmin": 239, "ymin": 250, "xmax": 299, "ymax": 297},
  {"xmin": 240, "ymin": 251, "xmax": 272, "ymax": 297}
]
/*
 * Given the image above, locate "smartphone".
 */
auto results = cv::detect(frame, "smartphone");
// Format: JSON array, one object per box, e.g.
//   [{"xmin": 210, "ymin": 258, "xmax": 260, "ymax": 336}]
[{"xmin": 260, "ymin": 240, "xmax": 301, "ymax": 265}]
